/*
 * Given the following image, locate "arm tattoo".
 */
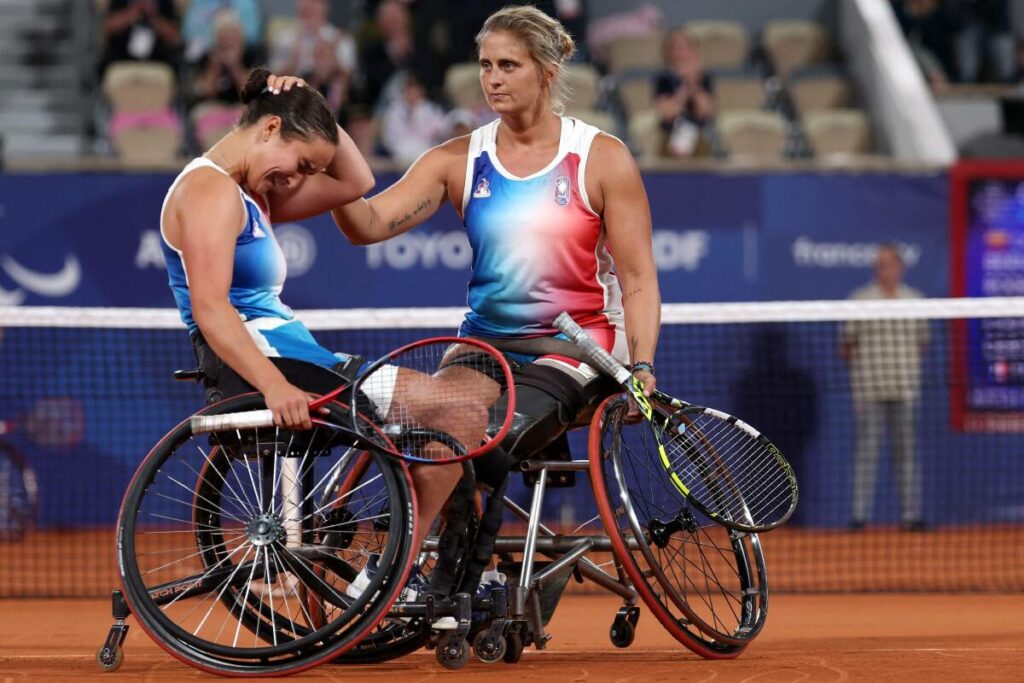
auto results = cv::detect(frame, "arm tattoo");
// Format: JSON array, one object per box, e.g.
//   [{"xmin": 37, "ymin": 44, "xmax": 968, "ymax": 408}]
[
  {"xmin": 622, "ymin": 287, "xmax": 642, "ymax": 302},
  {"xmin": 387, "ymin": 197, "xmax": 432, "ymax": 233}
]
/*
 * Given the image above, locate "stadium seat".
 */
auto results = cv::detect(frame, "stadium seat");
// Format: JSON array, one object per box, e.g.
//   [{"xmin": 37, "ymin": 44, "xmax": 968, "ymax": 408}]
[
  {"xmin": 710, "ymin": 69, "xmax": 765, "ymax": 112},
  {"xmin": 112, "ymin": 118, "xmax": 183, "ymax": 166},
  {"xmin": 444, "ymin": 62, "xmax": 485, "ymax": 109},
  {"xmin": 686, "ymin": 20, "xmax": 749, "ymax": 70},
  {"xmin": 716, "ymin": 109, "xmax": 787, "ymax": 161},
  {"xmin": 191, "ymin": 102, "xmax": 242, "ymax": 149},
  {"xmin": 788, "ymin": 67, "xmax": 853, "ymax": 117},
  {"xmin": 566, "ymin": 108, "xmax": 616, "ymax": 136},
  {"xmin": 564, "ymin": 63, "xmax": 601, "ymax": 111},
  {"xmin": 803, "ymin": 109, "xmax": 872, "ymax": 158},
  {"xmin": 103, "ymin": 61, "xmax": 176, "ymax": 112},
  {"xmin": 615, "ymin": 70, "xmax": 657, "ymax": 117},
  {"xmin": 607, "ymin": 32, "xmax": 664, "ymax": 74},
  {"xmin": 762, "ymin": 20, "xmax": 830, "ymax": 80},
  {"xmin": 627, "ymin": 110, "xmax": 664, "ymax": 160}
]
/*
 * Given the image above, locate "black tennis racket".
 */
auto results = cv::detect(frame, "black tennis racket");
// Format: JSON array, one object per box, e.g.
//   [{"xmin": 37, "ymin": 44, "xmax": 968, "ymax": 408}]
[
  {"xmin": 191, "ymin": 337, "xmax": 515, "ymax": 465},
  {"xmin": 553, "ymin": 312, "xmax": 797, "ymax": 533}
]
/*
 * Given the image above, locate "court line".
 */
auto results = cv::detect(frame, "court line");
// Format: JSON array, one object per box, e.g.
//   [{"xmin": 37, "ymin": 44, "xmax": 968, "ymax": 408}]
[{"xmin": 846, "ymin": 648, "xmax": 1023, "ymax": 653}]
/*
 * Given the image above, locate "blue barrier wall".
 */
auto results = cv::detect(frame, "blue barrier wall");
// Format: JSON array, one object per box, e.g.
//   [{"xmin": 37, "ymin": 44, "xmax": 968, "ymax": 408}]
[
  {"xmin": 4, "ymin": 170, "xmax": 989, "ymax": 530},
  {"xmin": 0, "ymin": 171, "xmax": 949, "ymax": 308}
]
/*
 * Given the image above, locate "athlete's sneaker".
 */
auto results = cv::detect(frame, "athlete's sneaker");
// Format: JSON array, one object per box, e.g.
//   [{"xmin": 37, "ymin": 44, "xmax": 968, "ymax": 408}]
[
  {"xmin": 345, "ymin": 554, "xmax": 382, "ymax": 600},
  {"xmin": 346, "ymin": 555, "xmax": 454, "ymax": 628},
  {"xmin": 471, "ymin": 568, "xmax": 508, "ymax": 622}
]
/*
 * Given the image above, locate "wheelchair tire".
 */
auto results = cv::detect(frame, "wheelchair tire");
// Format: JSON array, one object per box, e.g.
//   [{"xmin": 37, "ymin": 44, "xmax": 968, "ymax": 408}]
[
  {"xmin": 589, "ymin": 394, "xmax": 768, "ymax": 656},
  {"xmin": 116, "ymin": 393, "xmax": 417, "ymax": 676}
]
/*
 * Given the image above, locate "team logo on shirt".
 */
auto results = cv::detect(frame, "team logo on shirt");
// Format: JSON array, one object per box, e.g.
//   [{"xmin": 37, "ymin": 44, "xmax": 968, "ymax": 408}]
[
  {"xmin": 473, "ymin": 178, "xmax": 491, "ymax": 198},
  {"xmin": 555, "ymin": 175, "xmax": 570, "ymax": 206}
]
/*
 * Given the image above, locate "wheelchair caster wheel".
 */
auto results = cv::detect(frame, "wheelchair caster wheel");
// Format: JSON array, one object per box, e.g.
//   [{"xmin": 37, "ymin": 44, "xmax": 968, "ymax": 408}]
[
  {"xmin": 609, "ymin": 620, "xmax": 635, "ymax": 648},
  {"xmin": 610, "ymin": 606, "xmax": 640, "ymax": 648},
  {"xmin": 472, "ymin": 630, "xmax": 506, "ymax": 664},
  {"xmin": 96, "ymin": 646, "xmax": 123, "ymax": 672},
  {"xmin": 503, "ymin": 632, "xmax": 524, "ymax": 663},
  {"xmin": 436, "ymin": 634, "xmax": 470, "ymax": 670}
]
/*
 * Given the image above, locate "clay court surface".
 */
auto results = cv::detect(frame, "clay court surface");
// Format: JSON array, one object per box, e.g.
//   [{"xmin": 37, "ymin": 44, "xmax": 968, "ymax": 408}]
[{"xmin": 1, "ymin": 594, "xmax": 1021, "ymax": 682}]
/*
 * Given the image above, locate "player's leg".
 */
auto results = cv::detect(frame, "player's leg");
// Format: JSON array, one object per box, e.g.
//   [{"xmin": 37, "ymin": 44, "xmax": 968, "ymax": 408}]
[{"xmin": 852, "ymin": 399, "xmax": 884, "ymax": 527}]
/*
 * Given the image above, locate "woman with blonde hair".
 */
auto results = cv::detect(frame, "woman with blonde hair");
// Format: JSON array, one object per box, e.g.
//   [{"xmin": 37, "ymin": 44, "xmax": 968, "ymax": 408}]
[{"xmin": 334, "ymin": 5, "xmax": 660, "ymax": 496}]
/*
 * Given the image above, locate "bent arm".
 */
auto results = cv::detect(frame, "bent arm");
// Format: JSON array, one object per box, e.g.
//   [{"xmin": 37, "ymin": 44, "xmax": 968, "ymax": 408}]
[
  {"xmin": 268, "ymin": 122, "xmax": 376, "ymax": 223},
  {"xmin": 331, "ymin": 141, "xmax": 457, "ymax": 245},
  {"xmin": 595, "ymin": 136, "xmax": 661, "ymax": 371},
  {"xmin": 175, "ymin": 175, "xmax": 310, "ymax": 427}
]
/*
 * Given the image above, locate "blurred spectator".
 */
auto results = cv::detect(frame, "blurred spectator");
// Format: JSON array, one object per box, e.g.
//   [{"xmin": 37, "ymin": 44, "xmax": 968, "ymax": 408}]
[
  {"xmin": 446, "ymin": 108, "xmax": 478, "ymax": 138},
  {"xmin": 654, "ymin": 27, "xmax": 713, "ymax": 158},
  {"xmin": 892, "ymin": 0, "xmax": 961, "ymax": 89},
  {"xmin": 190, "ymin": 10, "xmax": 257, "ymax": 106},
  {"xmin": 955, "ymin": 0, "xmax": 1016, "ymax": 82},
  {"xmin": 182, "ymin": 0, "xmax": 262, "ymax": 64},
  {"xmin": 343, "ymin": 104, "xmax": 379, "ymax": 159},
  {"xmin": 840, "ymin": 245, "xmax": 929, "ymax": 532},
  {"xmin": 437, "ymin": 0, "xmax": 586, "ymax": 66},
  {"xmin": 305, "ymin": 36, "xmax": 355, "ymax": 118},
  {"xmin": 99, "ymin": 0, "xmax": 181, "ymax": 75},
  {"xmin": 269, "ymin": 0, "xmax": 357, "ymax": 101},
  {"xmin": 380, "ymin": 71, "xmax": 447, "ymax": 164},
  {"xmin": 586, "ymin": 2, "xmax": 663, "ymax": 67},
  {"xmin": 359, "ymin": 0, "xmax": 415, "ymax": 109}
]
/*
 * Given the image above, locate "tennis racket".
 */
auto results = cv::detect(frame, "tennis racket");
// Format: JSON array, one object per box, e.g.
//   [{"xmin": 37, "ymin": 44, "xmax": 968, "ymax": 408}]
[
  {"xmin": 553, "ymin": 312, "xmax": 797, "ymax": 533},
  {"xmin": 191, "ymin": 337, "xmax": 515, "ymax": 465}
]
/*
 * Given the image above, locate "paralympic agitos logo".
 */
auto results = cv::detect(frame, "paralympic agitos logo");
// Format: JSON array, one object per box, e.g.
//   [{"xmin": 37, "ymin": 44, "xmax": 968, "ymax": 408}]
[{"xmin": 0, "ymin": 254, "xmax": 82, "ymax": 305}]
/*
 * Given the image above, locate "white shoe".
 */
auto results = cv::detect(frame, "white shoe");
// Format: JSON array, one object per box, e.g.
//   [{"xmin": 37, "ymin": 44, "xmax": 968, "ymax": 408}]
[
  {"xmin": 431, "ymin": 616, "xmax": 459, "ymax": 630},
  {"xmin": 346, "ymin": 554, "xmax": 382, "ymax": 600}
]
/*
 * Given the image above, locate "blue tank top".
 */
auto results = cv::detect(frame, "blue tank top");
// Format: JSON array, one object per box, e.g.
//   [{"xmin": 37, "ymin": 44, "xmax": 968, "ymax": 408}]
[
  {"xmin": 160, "ymin": 157, "xmax": 293, "ymax": 333},
  {"xmin": 160, "ymin": 157, "xmax": 341, "ymax": 369}
]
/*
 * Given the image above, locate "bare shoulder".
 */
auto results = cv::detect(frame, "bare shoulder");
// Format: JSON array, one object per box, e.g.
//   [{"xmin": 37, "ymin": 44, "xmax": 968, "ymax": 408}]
[
  {"xmin": 172, "ymin": 167, "xmax": 239, "ymax": 209},
  {"xmin": 169, "ymin": 167, "xmax": 244, "ymax": 232},
  {"xmin": 426, "ymin": 134, "xmax": 471, "ymax": 176},
  {"xmin": 589, "ymin": 133, "xmax": 638, "ymax": 176}
]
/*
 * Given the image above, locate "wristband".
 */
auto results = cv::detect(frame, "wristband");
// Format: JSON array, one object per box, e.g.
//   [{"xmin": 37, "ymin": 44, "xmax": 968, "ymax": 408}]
[{"xmin": 630, "ymin": 361, "xmax": 655, "ymax": 375}]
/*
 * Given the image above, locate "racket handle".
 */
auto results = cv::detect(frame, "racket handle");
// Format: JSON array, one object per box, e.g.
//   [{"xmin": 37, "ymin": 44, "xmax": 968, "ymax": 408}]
[
  {"xmin": 191, "ymin": 409, "xmax": 275, "ymax": 434},
  {"xmin": 552, "ymin": 312, "xmax": 632, "ymax": 384}
]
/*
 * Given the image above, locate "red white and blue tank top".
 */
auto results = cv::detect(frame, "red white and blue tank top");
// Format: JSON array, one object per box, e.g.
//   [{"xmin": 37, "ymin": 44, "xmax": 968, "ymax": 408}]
[{"xmin": 459, "ymin": 117, "xmax": 626, "ymax": 362}]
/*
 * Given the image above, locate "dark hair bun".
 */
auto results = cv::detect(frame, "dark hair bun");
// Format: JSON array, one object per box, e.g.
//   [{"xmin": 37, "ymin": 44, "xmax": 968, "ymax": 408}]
[{"xmin": 240, "ymin": 67, "xmax": 272, "ymax": 104}]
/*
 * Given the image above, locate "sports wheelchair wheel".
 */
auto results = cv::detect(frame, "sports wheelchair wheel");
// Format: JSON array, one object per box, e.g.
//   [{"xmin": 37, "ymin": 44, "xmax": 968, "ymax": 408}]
[
  {"xmin": 117, "ymin": 394, "xmax": 417, "ymax": 676},
  {"xmin": 589, "ymin": 394, "xmax": 768, "ymax": 656}
]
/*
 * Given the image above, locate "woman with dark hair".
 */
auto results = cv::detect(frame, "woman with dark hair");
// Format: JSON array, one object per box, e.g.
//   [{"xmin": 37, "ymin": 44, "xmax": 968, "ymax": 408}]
[{"xmin": 159, "ymin": 68, "xmax": 482, "ymax": 556}]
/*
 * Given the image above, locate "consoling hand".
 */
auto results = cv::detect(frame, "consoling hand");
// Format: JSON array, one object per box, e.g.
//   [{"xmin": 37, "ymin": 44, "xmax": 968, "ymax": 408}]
[{"xmin": 266, "ymin": 73, "xmax": 308, "ymax": 95}]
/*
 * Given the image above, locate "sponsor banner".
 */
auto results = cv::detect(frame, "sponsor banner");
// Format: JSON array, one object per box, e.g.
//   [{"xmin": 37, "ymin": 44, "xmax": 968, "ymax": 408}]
[
  {"xmin": 760, "ymin": 173, "xmax": 949, "ymax": 299},
  {"xmin": 0, "ymin": 171, "xmax": 947, "ymax": 309}
]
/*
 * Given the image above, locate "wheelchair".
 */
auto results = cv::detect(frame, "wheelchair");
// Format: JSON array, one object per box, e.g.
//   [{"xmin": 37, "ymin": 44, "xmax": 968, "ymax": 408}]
[{"xmin": 98, "ymin": 356, "xmax": 769, "ymax": 675}]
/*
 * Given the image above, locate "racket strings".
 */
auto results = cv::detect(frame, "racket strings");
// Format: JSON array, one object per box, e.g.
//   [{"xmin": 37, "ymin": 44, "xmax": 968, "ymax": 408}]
[
  {"xmin": 662, "ymin": 410, "xmax": 794, "ymax": 527},
  {"xmin": 354, "ymin": 341, "xmax": 507, "ymax": 462}
]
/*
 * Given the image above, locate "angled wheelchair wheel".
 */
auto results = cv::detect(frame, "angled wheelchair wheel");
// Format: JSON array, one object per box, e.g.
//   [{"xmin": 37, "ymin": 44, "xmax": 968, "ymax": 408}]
[
  {"xmin": 117, "ymin": 394, "xmax": 416, "ymax": 676},
  {"xmin": 589, "ymin": 394, "xmax": 768, "ymax": 656}
]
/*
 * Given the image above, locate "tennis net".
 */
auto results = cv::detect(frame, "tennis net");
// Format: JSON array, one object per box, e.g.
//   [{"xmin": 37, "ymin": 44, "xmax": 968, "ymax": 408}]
[{"xmin": 0, "ymin": 299, "xmax": 1022, "ymax": 596}]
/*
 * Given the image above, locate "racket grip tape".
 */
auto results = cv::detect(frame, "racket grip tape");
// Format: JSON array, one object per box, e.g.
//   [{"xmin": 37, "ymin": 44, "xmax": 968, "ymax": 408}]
[
  {"xmin": 191, "ymin": 409, "xmax": 275, "ymax": 434},
  {"xmin": 552, "ymin": 312, "xmax": 633, "ymax": 384}
]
